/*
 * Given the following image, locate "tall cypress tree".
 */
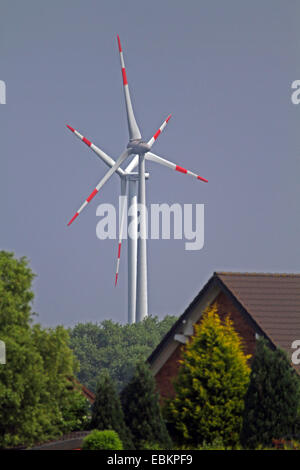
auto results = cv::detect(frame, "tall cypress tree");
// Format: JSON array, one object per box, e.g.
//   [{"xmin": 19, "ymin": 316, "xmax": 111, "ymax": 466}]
[
  {"xmin": 90, "ymin": 371, "xmax": 134, "ymax": 449},
  {"xmin": 121, "ymin": 362, "xmax": 172, "ymax": 450},
  {"xmin": 241, "ymin": 338, "xmax": 300, "ymax": 449},
  {"xmin": 165, "ymin": 306, "xmax": 251, "ymax": 448}
]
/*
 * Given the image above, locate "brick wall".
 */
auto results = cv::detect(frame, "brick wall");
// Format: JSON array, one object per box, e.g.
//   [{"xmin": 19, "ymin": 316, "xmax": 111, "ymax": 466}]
[
  {"xmin": 212, "ymin": 291, "xmax": 256, "ymax": 358},
  {"xmin": 154, "ymin": 291, "xmax": 257, "ymax": 401},
  {"xmin": 155, "ymin": 344, "xmax": 182, "ymax": 401}
]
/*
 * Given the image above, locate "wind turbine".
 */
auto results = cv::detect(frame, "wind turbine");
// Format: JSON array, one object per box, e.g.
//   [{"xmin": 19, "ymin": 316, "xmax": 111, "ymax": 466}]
[
  {"xmin": 66, "ymin": 35, "xmax": 208, "ymax": 323},
  {"xmin": 66, "ymin": 123, "xmax": 142, "ymax": 323}
]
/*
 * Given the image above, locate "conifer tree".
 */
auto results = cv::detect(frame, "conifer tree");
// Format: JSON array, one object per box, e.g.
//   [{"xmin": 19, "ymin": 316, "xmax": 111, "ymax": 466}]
[
  {"xmin": 90, "ymin": 371, "xmax": 134, "ymax": 449},
  {"xmin": 165, "ymin": 306, "xmax": 251, "ymax": 448},
  {"xmin": 241, "ymin": 338, "xmax": 300, "ymax": 448},
  {"xmin": 121, "ymin": 362, "xmax": 172, "ymax": 449}
]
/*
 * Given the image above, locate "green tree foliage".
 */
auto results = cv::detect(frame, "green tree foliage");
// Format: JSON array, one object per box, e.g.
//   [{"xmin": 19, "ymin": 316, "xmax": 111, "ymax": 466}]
[
  {"xmin": 82, "ymin": 429, "xmax": 123, "ymax": 450},
  {"xmin": 60, "ymin": 382, "xmax": 90, "ymax": 433},
  {"xmin": 32, "ymin": 324, "xmax": 90, "ymax": 434},
  {"xmin": 165, "ymin": 306, "xmax": 251, "ymax": 448},
  {"xmin": 69, "ymin": 315, "xmax": 176, "ymax": 392},
  {"xmin": 121, "ymin": 362, "xmax": 172, "ymax": 450},
  {"xmin": 241, "ymin": 338, "xmax": 300, "ymax": 449},
  {"xmin": 0, "ymin": 251, "xmax": 35, "ymax": 330},
  {"xmin": 90, "ymin": 371, "xmax": 133, "ymax": 449},
  {"xmin": 0, "ymin": 251, "xmax": 88, "ymax": 448}
]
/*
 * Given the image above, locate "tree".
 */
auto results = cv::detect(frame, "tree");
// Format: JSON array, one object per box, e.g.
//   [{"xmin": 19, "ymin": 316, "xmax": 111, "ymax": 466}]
[
  {"xmin": 0, "ymin": 251, "xmax": 88, "ymax": 447},
  {"xmin": 60, "ymin": 383, "xmax": 90, "ymax": 433},
  {"xmin": 90, "ymin": 371, "xmax": 133, "ymax": 449},
  {"xmin": 121, "ymin": 362, "xmax": 172, "ymax": 450},
  {"xmin": 0, "ymin": 252, "xmax": 46, "ymax": 447},
  {"xmin": 69, "ymin": 315, "xmax": 177, "ymax": 392},
  {"xmin": 241, "ymin": 338, "xmax": 300, "ymax": 449},
  {"xmin": 165, "ymin": 306, "xmax": 251, "ymax": 448},
  {"xmin": 0, "ymin": 324, "xmax": 49, "ymax": 447},
  {"xmin": 31, "ymin": 324, "xmax": 90, "ymax": 434},
  {"xmin": 0, "ymin": 251, "xmax": 35, "ymax": 331}
]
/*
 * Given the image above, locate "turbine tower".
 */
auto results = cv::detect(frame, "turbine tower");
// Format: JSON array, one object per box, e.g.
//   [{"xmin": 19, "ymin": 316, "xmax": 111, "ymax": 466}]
[{"xmin": 66, "ymin": 35, "xmax": 208, "ymax": 323}]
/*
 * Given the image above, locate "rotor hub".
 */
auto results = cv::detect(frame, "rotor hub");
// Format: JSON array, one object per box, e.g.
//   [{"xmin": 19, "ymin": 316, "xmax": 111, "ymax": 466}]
[{"xmin": 127, "ymin": 139, "xmax": 150, "ymax": 154}]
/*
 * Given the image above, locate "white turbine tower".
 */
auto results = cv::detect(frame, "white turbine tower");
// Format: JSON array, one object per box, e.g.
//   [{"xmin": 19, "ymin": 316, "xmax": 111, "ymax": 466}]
[{"xmin": 67, "ymin": 35, "xmax": 208, "ymax": 323}]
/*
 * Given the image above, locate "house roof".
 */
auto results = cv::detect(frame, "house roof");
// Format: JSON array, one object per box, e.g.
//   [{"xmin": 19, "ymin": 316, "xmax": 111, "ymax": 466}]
[
  {"xmin": 68, "ymin": 377, "xmax": 95, "ymax": 404},
  {"xmin": 216, "ymin": 272, "xmax": 300, "ymax": 356},
  {"xmin": 30, "ymin": 431, "xmax": 91, "ymax": 450},
  {"xmin": 148, "ymin": 271, "xmax": 300, "ymax": 372},
  {"xmin": 81, "ymin": 384, "xmax": 96, "ymax": 404}
]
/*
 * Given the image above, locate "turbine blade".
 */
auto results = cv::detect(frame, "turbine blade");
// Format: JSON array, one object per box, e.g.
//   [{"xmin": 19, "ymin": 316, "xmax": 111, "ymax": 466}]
[
  {"xmin": 124, "ymin": 154, "xmax": 139, "ymax": 173},
  {"xmin": 117, "ymin": 35, "xmax": 141, "ymax": 141},
  {"xmin": 115, "ymin": 178, "xmax": 128, "ymax": 286},
  {"xmin": 147, "ymin": 115, "xmax": 172, "ymax": 148},
  {"xmin": 66, "ymin": 125, "xmax": 125, "ymax": 176},
  {"xmin": 67, "ymin": 149, "xmax": 132, "ymax": 226},
  {"xmin": 146, "ymin": 152, "xmax": 208, "ymax": 182}
]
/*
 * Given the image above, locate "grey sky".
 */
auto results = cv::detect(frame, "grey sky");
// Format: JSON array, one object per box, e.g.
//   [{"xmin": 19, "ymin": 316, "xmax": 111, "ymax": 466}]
[{"xmin": 0, "ymin": 0, "xmax": 299, "ymax": 327}]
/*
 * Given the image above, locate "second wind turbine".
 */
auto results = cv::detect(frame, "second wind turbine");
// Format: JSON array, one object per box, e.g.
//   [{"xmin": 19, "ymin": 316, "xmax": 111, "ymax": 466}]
[{"xmin": 66, "ymin": 35, "xmax": 208, "ymax": 323}]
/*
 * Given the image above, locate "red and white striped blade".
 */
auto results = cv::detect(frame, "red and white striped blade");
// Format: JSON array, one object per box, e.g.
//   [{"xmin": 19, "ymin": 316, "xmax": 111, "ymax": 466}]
[
  {"xmin": 147, "ymin": 115, "xmax": 172, "ymax": 148},
  {"xmin": 67, "ymin": 149, "xmax": 132, "ymax": 226},
  {"xmin": 66, "ymin": 125, "xmax": 125, "ymax": 176},
  {"xmin": 117, "ymin": 35, "xmax": 141, "ymax": 142},
  {"xmin": 124, "ymin": 154, "xmax": 139, "ymax": 173},
  {"xmin": 115, "ymin": 179, "xmax": 127, "ymax": 286},
  {"xmin": 146, "ymin": 152, "xmax": 208, "ymax": 183}
]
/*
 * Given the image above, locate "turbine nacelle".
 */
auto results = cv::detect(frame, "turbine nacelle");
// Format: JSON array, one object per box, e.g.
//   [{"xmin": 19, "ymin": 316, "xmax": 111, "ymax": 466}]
[{"xmin": 127, "ymin": 139, "xmax": 150, "ymax": 155}]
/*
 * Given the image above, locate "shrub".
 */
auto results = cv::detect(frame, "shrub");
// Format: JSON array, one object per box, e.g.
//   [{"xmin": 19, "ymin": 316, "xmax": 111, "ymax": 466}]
[
  {"xmin": 165, "ymin": 306, "xmax": 251, "ymax": 448},
  {"xmin": 82, "ymin": 430, "xmax": 123, "ymax": 450}
]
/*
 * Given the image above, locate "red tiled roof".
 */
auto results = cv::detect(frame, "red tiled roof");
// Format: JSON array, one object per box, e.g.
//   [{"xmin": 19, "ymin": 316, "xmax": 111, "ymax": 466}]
[
  {"xmin": 148, "ymin": 271, "xmax": 300, "ymax": 373},
  {"xmin": 216, "ymin": 272, "xmax": 300, "ymax": 370},
  {"xmin": 81, "ymin": 384, "xmax": 95, "ymax": 404},
  {"xmin": 68, "ymin": 377, "xmax": 95, "ymax": 404}
]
